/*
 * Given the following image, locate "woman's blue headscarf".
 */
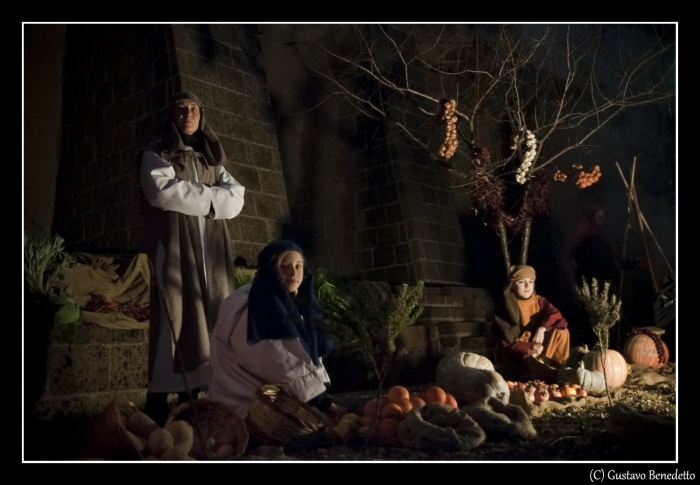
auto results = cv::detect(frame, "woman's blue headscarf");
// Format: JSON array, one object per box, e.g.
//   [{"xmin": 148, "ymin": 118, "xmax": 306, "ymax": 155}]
[{"xmin": 247, "ymin": 240, "xmax": 333, "ymax": 366}]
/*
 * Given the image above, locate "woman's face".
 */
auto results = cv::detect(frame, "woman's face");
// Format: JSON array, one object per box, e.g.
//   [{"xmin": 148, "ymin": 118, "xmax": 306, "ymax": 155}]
[
  {"xmin": 275, "ymin": 251, "xmax": 304, "ymax": 294},
  {"xmin": 172, "ymin": 99, "xmax": 201, "ymax": 135},
  {"xmin": 513, "ymin": 277, "xmax": 535, "ymax": 300}
]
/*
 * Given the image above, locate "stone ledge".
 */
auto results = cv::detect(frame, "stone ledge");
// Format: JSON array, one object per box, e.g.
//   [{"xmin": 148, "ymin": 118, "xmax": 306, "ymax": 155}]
[{"xmin": 50, "ymin": 323, "xmax": 147, "ymax": 345}]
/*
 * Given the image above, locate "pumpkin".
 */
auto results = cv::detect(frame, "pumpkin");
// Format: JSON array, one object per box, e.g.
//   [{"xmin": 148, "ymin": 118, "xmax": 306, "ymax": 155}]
[
  {"xmin": 623, "ymin": 331, "xmax": 669, "ymax": 369},
  {"xmin": 436, "ymin": 353, "xmax": 510, "ymax": 405},
  {"xmin": 582, "ymin": 349, "xmax": 628, "ymax": 389}
]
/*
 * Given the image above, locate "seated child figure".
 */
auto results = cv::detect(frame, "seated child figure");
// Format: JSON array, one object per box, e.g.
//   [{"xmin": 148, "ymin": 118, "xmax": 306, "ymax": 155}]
[{"xmin": 493, "ymin": 264, "xmax": 570, "ymax": 381}]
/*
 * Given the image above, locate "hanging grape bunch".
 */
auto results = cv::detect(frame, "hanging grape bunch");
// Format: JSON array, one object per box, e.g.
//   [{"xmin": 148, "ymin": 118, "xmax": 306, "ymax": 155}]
[
  {"xmin": 552, "ymin": 164, "xmax": 602, "ymax": 188},
  {"xmin": 437, "ymin": 99, "xmax": 458, "ymax": 160}
]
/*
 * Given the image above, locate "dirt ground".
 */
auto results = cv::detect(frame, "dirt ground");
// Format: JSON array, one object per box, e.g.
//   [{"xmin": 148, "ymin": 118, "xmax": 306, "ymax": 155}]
[{"xmin": 23, "ymin": 362, "xmax": 678, "ymax": 463}]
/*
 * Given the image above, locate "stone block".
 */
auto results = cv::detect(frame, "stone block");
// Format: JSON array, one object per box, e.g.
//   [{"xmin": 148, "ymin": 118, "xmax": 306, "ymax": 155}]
[
  {"xmin": 459, "ymin": 336, "xmax": 494, "ymax": 352},
  {"xmin": 217, "ymin": 63, "xmax": 247, "ymax": 94},
  {"xmin": 237, "ymin": 215, "xmax": 269, "ymax": 243},
  {"xmin": 419, "ymin": 306, "xmax": 470, "ymax": 323},
  {"xmin": 47, "ymin": 345, "xmax": 110, "ymax": 395},
  {"xmin": 424, "ymin": 294, "xmax": 463, "ymax": 308},
  {"xmin": 437, "ymin": 321, "xmax": 489, "ymax": 338},
  {"xmin": 439, "ymin": 335, "xmax": 459, "ymax": 349},
  {"xmin": 413, "ymin": 259, "xmax": 441, "ymax": 283},
  {"xmin": 35, "ymin": 389, "xmax": 147, "ymax": 420},
  {"xmin": 110, "ymin": 344, "xmax": 148, "ymax": 390},
  {"xmin": 396, "ymin": 325, "xmax": 430, "ymax": 350},
  {"xmin": 441, "ymin": 286, "xmax": 478, "ymax": 297}
]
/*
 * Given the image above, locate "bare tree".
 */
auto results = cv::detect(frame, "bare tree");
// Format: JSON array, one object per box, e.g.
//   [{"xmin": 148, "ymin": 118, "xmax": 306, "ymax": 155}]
[{"xmin": 293, "ymin": 24, "xmax": 675, "ymax": 274}]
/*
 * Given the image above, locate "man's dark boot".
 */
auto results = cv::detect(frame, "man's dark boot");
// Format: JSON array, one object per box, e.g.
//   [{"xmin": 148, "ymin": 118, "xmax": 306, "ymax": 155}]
[{"xmin": 177, "ymin": 387, "xmax": 201, "ymax": 406}]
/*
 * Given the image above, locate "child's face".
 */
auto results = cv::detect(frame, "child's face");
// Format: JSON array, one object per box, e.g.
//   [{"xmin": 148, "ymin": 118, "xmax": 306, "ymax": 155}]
[
  {"xmin": 513, "ymin": 278, "xmax": 535, "ymax": 299},
  {"xmin": 275, "ymin": 250, "xmax": 304, "ymax": 294}
]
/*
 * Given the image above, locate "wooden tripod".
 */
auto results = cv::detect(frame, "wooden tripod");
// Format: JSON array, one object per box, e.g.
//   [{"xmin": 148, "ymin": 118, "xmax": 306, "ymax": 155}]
[{"xmin": 615, "ymin": 157, "xmax": 675, "ymax": 346}]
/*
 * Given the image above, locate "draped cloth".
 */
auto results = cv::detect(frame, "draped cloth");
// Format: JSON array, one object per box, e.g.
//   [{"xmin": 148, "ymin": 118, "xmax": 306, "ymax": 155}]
[{"xmin": 139, "ymin": 91, "xmax": 243, "ymax": 388}]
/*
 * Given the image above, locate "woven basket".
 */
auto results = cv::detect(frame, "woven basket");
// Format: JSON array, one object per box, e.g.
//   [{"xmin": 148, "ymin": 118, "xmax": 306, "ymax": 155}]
[
  {"xmin": 165, "ymin": 399, "xmax": 248, "ymax": 459},
  {"xmin": 245, "ymin": 384, "xmax": 333, "ymax": 449},
  {"xmin": 84, "ymin": 395, "xmax": 144, "ymax": 460}
]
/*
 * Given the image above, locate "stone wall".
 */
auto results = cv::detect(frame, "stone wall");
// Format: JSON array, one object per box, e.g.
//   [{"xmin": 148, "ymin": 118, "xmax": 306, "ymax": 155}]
[{"xmin": 35, "ymin": 324, "xmax": 149, "ymax": 420}]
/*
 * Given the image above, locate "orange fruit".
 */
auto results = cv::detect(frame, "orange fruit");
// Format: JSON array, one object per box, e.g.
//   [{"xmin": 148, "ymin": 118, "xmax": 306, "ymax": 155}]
[
  {"xmin": 394, "ymin": 397, "xmax": 413, "ymax": 414},
  {"xmin": 378, "ymin": 417, "xmax": 400, "ymax": 438},
  {"xmin": 380, "ymin": 402, "xmax": 404, "ymax": 420},
  {"xmin": 425, "ymin": 386, "xmax": 447, "ymax": 404},
  {"xmin": 410, "ymin": 391, "xmax": 426, "ymax": 400},
  {"xmin": 387, "ymin": 386, "xmax": 410, "ymax": 404},
  {"xmin": 363, "ymin": 397, "xmax": 387, "ymax": 418},
  {"xmin": 409, "ymin": 395, "xmax": 426, "ymax": 408},
  {"xmin": 444, "ymin": 393, "xmax": 459, "ymax": 409}
]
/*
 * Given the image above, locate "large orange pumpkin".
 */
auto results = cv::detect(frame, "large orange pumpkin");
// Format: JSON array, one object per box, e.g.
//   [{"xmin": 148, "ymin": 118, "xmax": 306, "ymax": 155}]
[
  {"xmin": 623, "ymin": 332, "xmax": 669, "ymax": 369},
  {"xmin": 582, "ymin": 349, "xmax": 628, "ymax": 388}
]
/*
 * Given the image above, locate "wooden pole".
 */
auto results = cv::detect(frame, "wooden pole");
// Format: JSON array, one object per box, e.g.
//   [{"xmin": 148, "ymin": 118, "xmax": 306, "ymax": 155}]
[
  {"xmin": 615, "ymin": 162, "xmax": 631, "ymax": 301},
  {"xmin": 639, "ymin": 211, "xmax": 675, "ymax": 275},
  {"xmin": 616, "ymin": 158, "xmax": 659, "ymax": 294},
  {"xmin": 521, "ymin": 219, "xmax": 531, "ymax": 265},
  {"xmin": 615, "ymin": 161, "xmax": 674, "ymax": 276}
]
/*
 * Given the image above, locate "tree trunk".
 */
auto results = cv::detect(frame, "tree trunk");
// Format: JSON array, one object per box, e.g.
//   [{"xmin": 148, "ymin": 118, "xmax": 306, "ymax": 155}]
[
  {"xmin": 520, "ymin": 219, "xmax": 532, "ymax": 265},
  {"xmin": 497, "ymin": 219, "xmax": 511, "ymax": 276}
]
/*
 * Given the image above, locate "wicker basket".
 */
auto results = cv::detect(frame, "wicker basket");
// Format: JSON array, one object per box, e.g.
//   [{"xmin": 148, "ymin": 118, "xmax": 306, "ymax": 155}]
[
  {"xmin": 83, "ymin": 395, "xmax": 144, "ymax": 460},
  {"xmin": 165, "ymin": 399, "xmax": 249, "ymax": 459},
  {"xmin": 245, "ymin": 384, "xmax": 334, "ymax": 449}
]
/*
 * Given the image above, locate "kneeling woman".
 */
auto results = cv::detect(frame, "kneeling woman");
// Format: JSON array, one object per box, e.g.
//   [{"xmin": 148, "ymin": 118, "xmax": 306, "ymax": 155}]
[
  {"xmin": 209, "ymin": 240, "xmax": 346, "ymax": 422},
  {"xmin": 494, "ymin": 264, "xmax": 571, "ymax": 381}
]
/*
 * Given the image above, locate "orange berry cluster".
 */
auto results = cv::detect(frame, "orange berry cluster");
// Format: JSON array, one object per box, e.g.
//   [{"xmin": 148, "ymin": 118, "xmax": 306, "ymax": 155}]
[
  {"xmin": 438, "ymin": 99, "xmax": 458, "ymax": 160},
  {"xmin": 575, "ymin": 165, "xmax": 601, "ymax": 188}
]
